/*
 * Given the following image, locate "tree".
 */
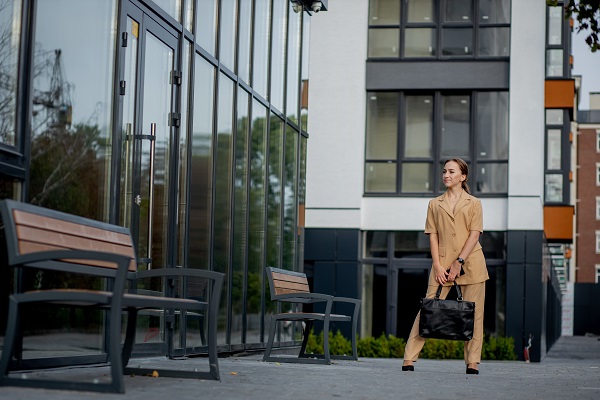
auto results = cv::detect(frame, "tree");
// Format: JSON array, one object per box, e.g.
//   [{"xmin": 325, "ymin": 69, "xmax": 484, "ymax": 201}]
[{"xmin": 549, "ymin": 0, "xmax": 600, "ymax": 52}]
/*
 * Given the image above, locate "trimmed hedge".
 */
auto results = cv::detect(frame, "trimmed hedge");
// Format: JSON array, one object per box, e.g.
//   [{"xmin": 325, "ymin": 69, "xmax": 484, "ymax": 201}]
[{"xmin": 305, "ymin": 330, "xmax": 517, "ymax": 360}]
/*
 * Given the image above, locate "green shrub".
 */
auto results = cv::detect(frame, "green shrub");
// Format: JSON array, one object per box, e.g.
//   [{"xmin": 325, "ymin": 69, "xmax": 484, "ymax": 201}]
[{"xmin": 304, "ymin": 330, "xmax": 517, "ymax": 360}]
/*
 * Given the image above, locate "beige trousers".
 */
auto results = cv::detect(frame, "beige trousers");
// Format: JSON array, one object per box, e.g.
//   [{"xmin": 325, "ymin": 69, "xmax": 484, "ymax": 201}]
[{"xmin": 403, "ymin": 281, "xmax": 486, "ymax": 365}]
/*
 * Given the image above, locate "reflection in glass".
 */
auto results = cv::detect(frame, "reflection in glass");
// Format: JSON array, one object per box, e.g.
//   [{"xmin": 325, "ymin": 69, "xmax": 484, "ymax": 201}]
[
  {"xmin": 442, "ymin": 28, "xmax": 473, "ymax": 56},
  {"xmin": 477, "ymin": 92, "xmax": 508, "ymax": 159},
  {"xmin": 479, "ymin": 27, "xmax": 509, "ymax": 57},
  {"xmin": 300, "ymin": 15, "xmax": 310, "ymax": 132},
  {"xmin": 366, "ymin": 93, "xmax": 398, "ymax": 160},
  {"xmin": 404, "ymin": 28, "xmax": 435, "ymax": 57},
  {"xmin": 214, "ymin": 73, "xmax": 235, "ymax": 345},
  {"xmin": 189, "ymin": 56, "xmax": 215, "ymax": 271},
  {"xmin": 286, "ymin": 6, "xmax": 301, "ymax": 124},
  {"xmin": 369, "ymin": 0, "xmax": 400, "ymax": 25},
  {"xmin": 30, "ymin": 0, "xmax": 115, "ymax": 221},
  {"xmin": 366, "ymin": 231, "xmax": 387, "ymax": 258},
  {"xmin": 547, "ymin": 129, "xmax": 562, "ymax": 170},
  {"xmin": 405, "ymin": 96, "xmax": 433, "ymax": 157},
  {"xmin": 445, "ymin": 0, "xmax": 472, "ymax": 22},
  {"xmin": 232, "ymin": 89, "xmax": 250, "ymax": 345},
  {"xmin": 479, "ymin": 231, "xmax": 506, "ymax": 259},
  {"xmin": 152, "ymin": 0, "xmax": 181, "ymax": 22},
  {"xmin": 238, "ymin": 0, "xmax": 253, "ymax": 83},
  {"xmin": 196, "ymin": 0, "xmax": 217, "ymax": 55},
  {"xmin": 548, "ymin": 6, "xmax": 562, "ymax": 45},
  {"xmin": 479, "ymin": 0, "xmax": 510, "ymax": 23},
  {"xmin": 219, "ymin": 0, "xmax": 237, "ymax": 71},
  {"xmin": 476, "ymin": 163, "xmax": 508, "ymax": 193},
  {"xmin": 271, "ymin": 0, "xmax": 287, "ymax": 112},
  {"xmin": 545, "ymin": 174, "xmax": 563, "ymax": 202},
  {"xmin": 253, "ymin": 0, "xmax": 271, "ymax": 99},
  {"xmin": 441, "ymin": 96, "xmax": 470, "ymax": 158},
  {"xmin": 546, "ymin": 109, "xmax": 563, "ymax": 125},
  {"xmin": 546, "ymin": 49, "xmax": 563, "ymax": 77},
  {"xmin": 184, "ymin": 0, "xmax": 193, "ymax": 31},
  {"xmin": 365, "ymin": 162, "xmax": 396, "ymax": 193},
  {"xmin": 394, "ymin": 232, "xmax": 431, "ymax": 258},
  {"xmin": 248, "ymin": 99, "xmax": 267, "ymax": 343},
  {"xmin": 283, "ymin": 129, "xmax": 298, "ymax": 269},
  {"xmin": 0, "ymin": 0, "xmax": 21, "ymax": 146},
  {"xmin": 407, "ymin": 0, "xmax": 434, "ymax": 22},
  {"xmin": 368, "ymin": 28, "xmax": 399, "ymax": 58},
  {"xmin": 401, "ymin": 163, "xmax": 432, "ymax": 193}
]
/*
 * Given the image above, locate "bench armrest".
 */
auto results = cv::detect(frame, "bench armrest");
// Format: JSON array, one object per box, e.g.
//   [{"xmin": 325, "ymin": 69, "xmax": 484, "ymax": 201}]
[
  {"xmin": 274, "ymin": 292, "xmax": 333, "ymax": 304},
  {"xmin": 332, "ymin": 297, "xmax": 361, "ymax": 306}
]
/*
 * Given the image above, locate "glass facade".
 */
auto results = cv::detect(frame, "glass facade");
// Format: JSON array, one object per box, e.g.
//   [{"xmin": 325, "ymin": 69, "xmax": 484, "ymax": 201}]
[{"xmin": 0, "ymin": 0, "xmax": 313, "ymax": 364}]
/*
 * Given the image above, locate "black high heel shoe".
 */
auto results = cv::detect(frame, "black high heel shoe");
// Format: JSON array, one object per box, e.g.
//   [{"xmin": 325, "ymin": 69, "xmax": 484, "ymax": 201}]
[
  {"xmin": 402, "ymin": 365, "xmax": 414, "ymax": 371},
  {"xmin": 466, "ymin": 367, "xmax": 479, "ymax": 375}
]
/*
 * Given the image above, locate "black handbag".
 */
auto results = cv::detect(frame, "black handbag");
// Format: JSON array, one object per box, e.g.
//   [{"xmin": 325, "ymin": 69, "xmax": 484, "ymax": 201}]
[{"xmin": 419, "ymin": 282, "xmax": 475, "ymax": 341}]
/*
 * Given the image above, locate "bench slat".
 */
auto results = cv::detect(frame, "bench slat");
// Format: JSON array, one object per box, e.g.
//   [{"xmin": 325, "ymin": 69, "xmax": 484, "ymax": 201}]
[{"xmin": 271, "ymin": 271, "xmax": 308, "ymax": 285}]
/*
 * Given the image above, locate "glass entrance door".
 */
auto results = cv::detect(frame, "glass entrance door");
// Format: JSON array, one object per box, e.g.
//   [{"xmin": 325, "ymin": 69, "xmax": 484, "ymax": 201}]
[{"xmin": 118, "ymin": 0, "xmax": 179, "ymax": 355}]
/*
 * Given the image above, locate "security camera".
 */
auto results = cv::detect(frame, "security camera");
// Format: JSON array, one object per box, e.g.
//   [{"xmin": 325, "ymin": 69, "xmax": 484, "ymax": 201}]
[{"xmin": 311, "ymin": 1, "xmax": 322, "ymax": 13}]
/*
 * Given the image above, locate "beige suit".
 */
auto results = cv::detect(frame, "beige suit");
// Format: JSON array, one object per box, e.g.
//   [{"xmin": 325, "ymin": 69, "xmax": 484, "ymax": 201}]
[{"xmin": 404, "ymin": 190, "xmax": 489, "ymax": 365}]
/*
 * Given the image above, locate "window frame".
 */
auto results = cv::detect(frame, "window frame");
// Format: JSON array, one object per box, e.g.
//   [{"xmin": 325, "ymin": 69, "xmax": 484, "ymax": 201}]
[
  {"xmin": 596, "ymin": 231, "xmax": 600, "ymax": 253},
  {"xmin": 596, "ymin": 264, "xmax": 600, "ymax": 284}
]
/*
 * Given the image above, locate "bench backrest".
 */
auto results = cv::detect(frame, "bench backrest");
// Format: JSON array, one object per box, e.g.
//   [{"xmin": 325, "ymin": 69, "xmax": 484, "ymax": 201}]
[
  {"xmin": 265, "ymin": 267, "xmax": 310, "ymax": 299},
  {"xmin": 0, "ymin": 199, "xmax": 136, "ymax": 272}
]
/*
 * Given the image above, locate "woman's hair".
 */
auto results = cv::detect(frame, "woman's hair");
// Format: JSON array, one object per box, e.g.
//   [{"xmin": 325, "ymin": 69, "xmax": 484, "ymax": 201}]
[{"xmin": 444, "ymin": 158, "xmax": 470, "ymax": 194}]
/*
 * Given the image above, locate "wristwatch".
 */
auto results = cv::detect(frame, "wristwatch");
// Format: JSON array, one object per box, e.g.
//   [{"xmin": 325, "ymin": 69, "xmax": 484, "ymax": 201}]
[{"xmin": 457, "ymin": 257, "xmax": 465, "ymax": 265}]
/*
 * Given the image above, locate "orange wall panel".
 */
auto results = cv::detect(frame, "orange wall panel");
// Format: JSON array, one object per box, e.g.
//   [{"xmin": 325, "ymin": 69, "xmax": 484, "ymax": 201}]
[
  {"xmin": 545, "ymin": 80, "xmax": 575, "ymax": 109},
  {"xmin": 544, "ymin": 206, "xmax": 574, "ymax": 241}
]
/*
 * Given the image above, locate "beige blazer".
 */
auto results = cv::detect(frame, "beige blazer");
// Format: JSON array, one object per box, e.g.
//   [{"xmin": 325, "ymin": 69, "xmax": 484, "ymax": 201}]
[{"xmin": 425, "ymin": 190, "xmax": 489, "ymax": 286}]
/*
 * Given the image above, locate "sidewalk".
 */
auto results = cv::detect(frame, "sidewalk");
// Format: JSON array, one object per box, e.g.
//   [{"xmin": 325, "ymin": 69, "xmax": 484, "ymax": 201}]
[{"xmin": 1, "ymin": 335, "xmax": 599, "ymax": 400}]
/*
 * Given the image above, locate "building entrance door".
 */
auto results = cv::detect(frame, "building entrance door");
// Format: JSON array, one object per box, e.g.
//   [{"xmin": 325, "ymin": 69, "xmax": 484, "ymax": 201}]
[
  {"xmin": 117, "ymin": 0, "xmax": 180, "ymax": 356},
  {"xmin": 387, "ymin": 264, "xmax": 430, "ymax": 339}
]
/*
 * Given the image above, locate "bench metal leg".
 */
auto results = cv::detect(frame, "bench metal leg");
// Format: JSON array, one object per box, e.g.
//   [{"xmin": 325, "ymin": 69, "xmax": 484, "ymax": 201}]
[
  {"xmin": 298, "ymin": 320, "xmax": 314, "ymax": 358},
  {"xmin": 263, "ymin": 316, "xmax": 277, "ymax": 362}
]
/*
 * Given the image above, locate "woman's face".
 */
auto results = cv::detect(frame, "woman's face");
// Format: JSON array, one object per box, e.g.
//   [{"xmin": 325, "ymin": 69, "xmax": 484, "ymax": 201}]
[{"xmin": 442, "ymin": 161, "xmax": 466, "ymax": 189}]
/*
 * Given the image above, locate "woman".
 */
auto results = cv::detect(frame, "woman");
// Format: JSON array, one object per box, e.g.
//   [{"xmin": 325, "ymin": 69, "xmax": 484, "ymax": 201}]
[{"xmin": 402, "ymin": 158, "xmax": 488, "ymax": 375}]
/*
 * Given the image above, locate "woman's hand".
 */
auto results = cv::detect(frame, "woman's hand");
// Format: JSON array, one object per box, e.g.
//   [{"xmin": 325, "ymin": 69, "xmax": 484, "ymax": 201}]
[
  {"xmin": 434, "ymin": 263, "xmax": 448, "ymax": 285},
  {"xmin": 446, "ymin": 261, "xmax": 462, "ymax": 282}
]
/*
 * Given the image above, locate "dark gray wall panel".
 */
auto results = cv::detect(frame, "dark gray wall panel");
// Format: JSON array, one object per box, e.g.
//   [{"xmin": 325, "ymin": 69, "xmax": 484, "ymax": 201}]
[
  {"xmin": 505, "ymin": 262, "xmax": 525, "ymax": 359},
  {"xmin": 304, "ymin": 229, "xmax": 336, "ymax": 260},
  {"xmin": 574, "ymin": 283, "xmax": 600, "ymax": 335},
  {"xmin": 336, "ymin": 230, "xmax": 359, "ymax": 262},
  {"xmin": 366, "ymin": 61, "xmax": 509, "ymax": 91}
]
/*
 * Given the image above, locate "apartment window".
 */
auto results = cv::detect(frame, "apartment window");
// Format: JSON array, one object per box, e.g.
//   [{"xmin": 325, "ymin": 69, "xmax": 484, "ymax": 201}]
[
  {"xmin": 596, "ymin": 232, "xmax": 600, "ymax": 253},
  {"xmin": 597, "ymin": 163, "xmax": 600, "ymax": 186},
  {"xmin": 596, "ymin": 130, "xmax": 600, "ymax": 152},
  {"xmin": 596, "ymin": 197, "xmax": 600, "ymax": 220},
  {"xmin": 545, "ymin": 174, "xmax": 563, "ymax": 202},
  {"xmin": 368, "ymin": 0, "xmax": 510, "ymax": 60},
  {"xmin": 546, "ymin": 6, "xmax": 566, "ymax": 78},
  {"xmin": 365, "ymin": 91, "xmax": 508, "ymax": 195},
  {"xmin": 596, "ymin": 265, "xmax": 600, "ymax": 283}
]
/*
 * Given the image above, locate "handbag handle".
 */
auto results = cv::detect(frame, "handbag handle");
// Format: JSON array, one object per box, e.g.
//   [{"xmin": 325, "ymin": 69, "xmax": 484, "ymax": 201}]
[{"xmin": 435, "ymin": 282, "xmax": 464, "ymax": 301}]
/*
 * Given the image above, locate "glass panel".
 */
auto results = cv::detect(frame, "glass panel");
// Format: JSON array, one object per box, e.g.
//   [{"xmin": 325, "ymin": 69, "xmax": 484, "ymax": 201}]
[
  {"xmin": 445, "ymin": 0, "xmax": 473, "ymax": 22},
  {"xmin": 476, "ymin": 163, "xmax": 508, "ymax": 193},
  {"xmin": 479, "ymin": 27, "xmax": 510, "ymax": 57},
  {"xmin": 283, "ymin": 129, "xmax": 298, "ymax": 269},
  {"xmin": 369, "ymin": 0, "xmax": 400, "ymax": 25},
  {"xmin": 286, "ymin": 6, "xmax": 301, "ymax": 124},
  {"xmin": 248, "ymin": 99, "xmax": 267, "ymax": 343},
  {"xmin": 547, "ymin": 129, "xmax": 562, "ymax": 170},
  {"xmin": 366, "ymin": 231, "xmax": 387, "ymax": 258},
  {"xmin": 0, "ymin": 0, "xmax": 21, "ymax": 146},
  {"xmin": 405, "ymin": 96, "xmax": 433, "ymax": 157},
  {"xmin": 238, "ymin": 0, "xmax": 253, "ymax": 84},
  {"xmin": 404, "ymin": 28, "xmax": 435, "ymax": 57},
  {"xmin": 546, "ymin": 49, "xmax": 563, "ymax": 77},
  {"xmin": 219, "ymin": 0, "xmax": 237, "ymax": 71},
  {"xmin": 442, "ymin": 28, "xmax": 473, "ymax": 56},
  {"xmin": 232, "ymin": 88, "xmax": 250, "ymax": 345},
  {"xmin": 271, "ymin": 0, "xmax": 287, "ymax": 111},
  {"xmin": 152, "ymin": 0, "xmax": 181, "ymax": 21},
  {"xmin": 477, "ymin": 92, "xmax": 508, "ymax": 159},
  {"xmin": 548, "ymin": 6, "xmax": 562, "ymax": 45},
  {"xmin": 30, "ymin": 0, "xmax": 115, "ymax": 221},
  {"xmin": 401, "ymin": 162, "xmax": 432, "ymax": 193},
  {"xmin": 253, "ymin": 0, "xmax": 271, "ymax": 99},
  {"xmin": 189, "ymin": 55, "xmax": 215, "ymax": 270},
  {"xmin": 546, "ymin": 109, "xmax": 563, "ymax": 125},
  {"xmin": 140, "ymin": 32, "xmax": 174, "ymax": 270},
  {"xmin": 365, "ymin": 162, "xmax": 396, "ymax": 193},
  {"xmin": 480, "ymin": 231, "xmax": 506, "ymax": 259},
  {"xmin": 407, "ymin": 0, "xmax": 435, "ymax": 23},
  {"xmin": 545, "ymin": 174, "xmax": 563, "ymax": 202},
  {"xmin": 300, "ymin": 15, "xmax": 310, "ymax": 132},
  {"xmin": 479, "ymin": 0, "xmax": 510, "ymax": 24},
  {"xmin": 196, "ymin": 0, "xmax": 217, "ymax": 55},
  {"xmin": 394, "ymin": 232, "xmax": 431, "ymax": 258},
  {"xmin": 366, "ymin": 92, "xmax": 398, "ymax": 160},
  {"xmin": 185, "ymin": 0, "xmax": 193, "ymax": 31},
  {"xmin": 368, "ymin": 28, "xmax": 399, "ymax": 58},
  {"xmin": 441, "ymin": 96, "xmax": 470, "ymax": 158}
]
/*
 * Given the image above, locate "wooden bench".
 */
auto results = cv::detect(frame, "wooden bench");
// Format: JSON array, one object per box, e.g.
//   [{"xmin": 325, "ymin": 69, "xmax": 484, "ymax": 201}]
[
  {"xmin": 0, "ymin": 199, "xmax": 224, "ymax": 393},
  {"xmin": 263, "ymin": 267, "xmax": 361, "ymax": 364}
]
